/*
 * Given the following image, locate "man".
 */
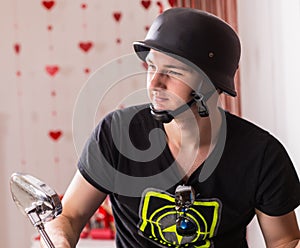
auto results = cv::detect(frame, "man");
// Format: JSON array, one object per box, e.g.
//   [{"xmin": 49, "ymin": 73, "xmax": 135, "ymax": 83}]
[{"xmin": 42, "ymin": 8, "xmax": 300, "ymax": 247}]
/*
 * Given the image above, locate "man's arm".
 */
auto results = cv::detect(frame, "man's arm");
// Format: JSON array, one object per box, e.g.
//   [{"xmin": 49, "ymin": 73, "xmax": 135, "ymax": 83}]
[
  {"xmin": 256, "ymin": 209, "xmax": 300, "ymax": 248},
  {"xmin": 41, "ymin": 170, "xmax": 107, "ymax": 248}
]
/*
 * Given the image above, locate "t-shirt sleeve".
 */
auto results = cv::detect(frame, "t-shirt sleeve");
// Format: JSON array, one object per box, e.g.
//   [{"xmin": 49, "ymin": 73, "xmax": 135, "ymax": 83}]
[
  {"xmin": 255, "ymin": 137, "xmax": 300, "ymax": 216},
  {"xmin": 78, "ymin": 115, "xmax": 116, "ymax": 194}
]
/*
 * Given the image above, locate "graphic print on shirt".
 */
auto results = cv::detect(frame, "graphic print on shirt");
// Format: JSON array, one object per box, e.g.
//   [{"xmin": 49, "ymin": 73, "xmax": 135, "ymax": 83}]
[{"xmin": 138, "ymin": 189, "xmax": 222, "ymax": 247}]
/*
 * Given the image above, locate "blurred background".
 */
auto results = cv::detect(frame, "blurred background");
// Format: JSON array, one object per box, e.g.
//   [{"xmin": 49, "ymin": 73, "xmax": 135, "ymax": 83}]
[{"xmin": 1, "ymin": 0, "xmax": 299, "ymax": 247}]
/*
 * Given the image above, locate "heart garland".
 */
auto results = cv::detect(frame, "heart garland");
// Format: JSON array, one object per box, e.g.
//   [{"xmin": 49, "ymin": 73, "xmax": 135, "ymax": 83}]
[
  {"xmin": 45, "ymin": 65, "xmax": 59, "ymax": 77},
  {"xmin": 112, "ymin": 11, "xmax": 123, "ymax": 47},
  {"xmin": 48, "ymin": 130, "xmax": 63, "ymax": 141},
  {"xmin": 168, "ymin": 0, "xmax": 176, "ymax": 7},
  {"xmin": 14, "ymin": 43, "xmax": 21, "ymax": 54},
  {"xmin": 79, "ymin": 4, "xmax": 92, "ymax": 74},
  {"xmin": 156, "ymin": 1, "xmax": 163, "ymax": 13},
  {"xmin": 113, "ymin": 12, "xmax": 122, "ymax": 22},
  {"xmin": 13, "ymin": 20, "xmax": 25, "ymax": 166},
  {"xmin": 79, "ymin": 41, "xmax": 93, "ymax": 53},
  {"xmin": 141, "ymin": 0, "xmax": 151, "ymax": 9},
  {"xmin": 42, "ymin": 0, "xmax": 55, "ymax": 10}
]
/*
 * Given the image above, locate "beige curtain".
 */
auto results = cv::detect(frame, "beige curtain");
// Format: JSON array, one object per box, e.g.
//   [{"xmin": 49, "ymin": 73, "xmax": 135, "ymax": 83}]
[{"xmin": 175, "ymin": 0, "xmax": 241, "ymax": 116}]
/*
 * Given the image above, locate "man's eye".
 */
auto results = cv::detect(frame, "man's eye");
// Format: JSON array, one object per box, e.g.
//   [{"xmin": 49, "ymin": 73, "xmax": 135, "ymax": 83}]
[
  {"xmin": 147, "ymin": 64, "xmax": 156, "ymax": 71},
  {"xmin": 166, "ymin": 70, "xmax": 182, "ymax": 76}
]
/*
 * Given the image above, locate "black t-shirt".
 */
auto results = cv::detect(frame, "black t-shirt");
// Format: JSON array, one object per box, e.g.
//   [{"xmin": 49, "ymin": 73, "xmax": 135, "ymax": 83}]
[{"xmin": 78, "ymin": 104, "xmax": 300, "ymax": 248}]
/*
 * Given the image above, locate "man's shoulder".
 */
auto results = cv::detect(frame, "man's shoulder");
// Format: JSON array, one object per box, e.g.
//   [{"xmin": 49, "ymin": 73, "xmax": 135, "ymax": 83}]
[
  {"xmin": 224, "ymin": 111, "xmax": 275, "ymax": 145},
  {"xmin": 113, "ymin": 104, "xmax": 155, "ymax": 125},
  {"xmin": 97, "ymin": 103, "xmax": 159, "ymax": 132},
  {"xmin": 226, "ymin": 111, "xmax": 270, "ymax": 135},
  {"xmin": 105, "ymin": 104, "xmax": 151, "ymax": 119}
]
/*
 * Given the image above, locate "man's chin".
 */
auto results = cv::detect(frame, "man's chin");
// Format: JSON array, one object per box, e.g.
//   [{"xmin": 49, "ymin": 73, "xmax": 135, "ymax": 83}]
[
  {"xmin": 152, "ymin": 104, "xmax": 170, "ymax": 112},
  {"xmin": 153, "ymin": 102, "xmax": 184, "ymax": 111}
]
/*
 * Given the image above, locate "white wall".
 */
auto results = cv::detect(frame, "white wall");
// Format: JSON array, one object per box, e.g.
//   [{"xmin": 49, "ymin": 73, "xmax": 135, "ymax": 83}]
[{"xmin": 238, "ymin": 0, "xmax": 300, "ymax": 246}]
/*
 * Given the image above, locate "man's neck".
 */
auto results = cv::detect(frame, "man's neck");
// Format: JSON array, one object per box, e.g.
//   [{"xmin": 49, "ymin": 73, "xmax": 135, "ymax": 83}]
[{"xmin": 164, "ymin": 105, "xmax": 222, "ymax": 148}]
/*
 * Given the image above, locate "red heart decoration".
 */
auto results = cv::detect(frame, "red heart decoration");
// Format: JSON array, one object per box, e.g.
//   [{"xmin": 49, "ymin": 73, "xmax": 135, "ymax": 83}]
[
  {"xmin": 141, "ymin": 0, "xmax": 151, "ymax": 9},
  {"xmin": 48, "ymin": 130, "xmax": 62, "ymax": 141},
  {"xmin": 79, "ymin": 41, "xmax": 93, "ymax": 53},
  {"xmin": 45, "ymin": 65, "xmax": 59, "ymax": 77},
  {"xmin": 42, "ymin": 1, "xmax": 55, "ymax": 10},
  {"xmin": 16, "ymin": 70, "xmax": 21, "ymax": 77},
  {"xmin": 156, "ymin": 1, "xmax": 163, "ymax": 13},
  {"xmin": 113, "ymin": 12, "xmax": 122, "ymax": 22},
  {"xmin": 116, "ymin": 38, "xmax": 121, "ymax": 44},
  {"xmin": 168, "ymin": 0, "xmax": 176, "ymax": 7},
  {"xmin": 14, "ymin": 43, "xmax": 21, "ymax": 54}
]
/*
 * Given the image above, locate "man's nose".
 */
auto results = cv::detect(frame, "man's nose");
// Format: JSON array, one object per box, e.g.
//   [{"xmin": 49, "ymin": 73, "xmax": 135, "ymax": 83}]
[{"xmin": 149, "ymin": 70, "xmax": 167, "ymax": 89}]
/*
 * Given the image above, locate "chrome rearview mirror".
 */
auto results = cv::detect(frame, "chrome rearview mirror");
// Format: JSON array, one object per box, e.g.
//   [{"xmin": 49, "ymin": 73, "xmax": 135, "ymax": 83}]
[{"xmin": 10, "ymin": 172, "xmax": 62, "ymax": 248}]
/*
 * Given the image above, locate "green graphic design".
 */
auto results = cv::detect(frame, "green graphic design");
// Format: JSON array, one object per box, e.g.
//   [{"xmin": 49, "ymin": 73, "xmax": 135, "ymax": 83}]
[{"xmin": 138, "ymin": 190, "xmax": 221, "ymax": 247}]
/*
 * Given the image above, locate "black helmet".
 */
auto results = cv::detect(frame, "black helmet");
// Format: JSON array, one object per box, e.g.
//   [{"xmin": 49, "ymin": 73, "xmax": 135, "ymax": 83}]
[{"xmin": 133, "ymin": 7, "xmax": 241, "ymax": 97}]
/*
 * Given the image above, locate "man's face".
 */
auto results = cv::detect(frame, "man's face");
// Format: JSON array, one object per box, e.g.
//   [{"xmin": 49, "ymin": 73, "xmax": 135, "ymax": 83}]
[{"xmin": 145, "ymin": 49, "xmax": 200, "ymax": 111}]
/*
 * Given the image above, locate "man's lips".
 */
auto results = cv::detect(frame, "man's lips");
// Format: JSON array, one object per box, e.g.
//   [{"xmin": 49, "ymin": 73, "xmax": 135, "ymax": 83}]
[
  {"xmin": 153, "ymin": 96, "xmax": 168, "ymax": 102},
  {"xmin": 152, "ymin": 91, "xmax": 169, "ymax": 101}
]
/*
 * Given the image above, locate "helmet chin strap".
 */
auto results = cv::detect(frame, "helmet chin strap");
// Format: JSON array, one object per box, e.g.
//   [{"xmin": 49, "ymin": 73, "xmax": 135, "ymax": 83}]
[
  {"xmin": 150, "ymin": 98, "xmax": 195, "ymax": 123},
  {"xmin": 150, "ymin": 90, "xmax": 215, "ymax": 123}
]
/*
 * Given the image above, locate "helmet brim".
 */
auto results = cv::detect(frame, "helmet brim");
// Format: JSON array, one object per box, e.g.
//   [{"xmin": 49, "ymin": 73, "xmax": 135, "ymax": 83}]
[{"xmin": 133, "ymin": 41, "xmax": 237, "ymax": 97}]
